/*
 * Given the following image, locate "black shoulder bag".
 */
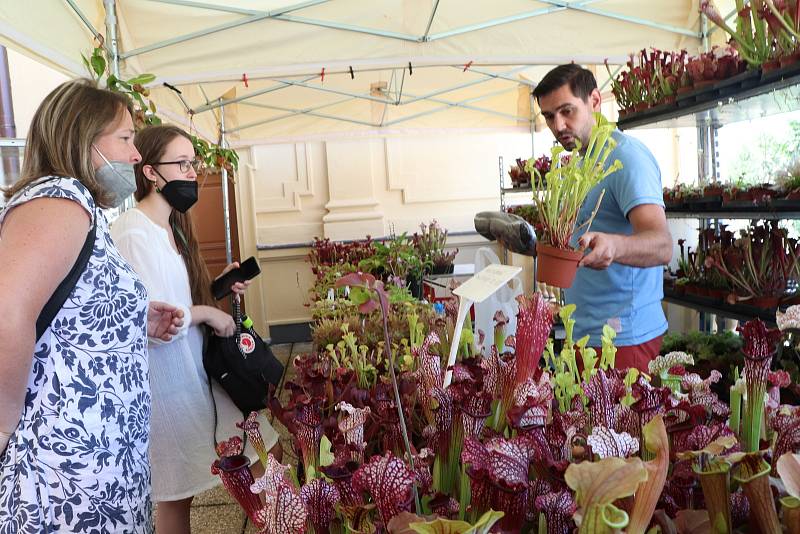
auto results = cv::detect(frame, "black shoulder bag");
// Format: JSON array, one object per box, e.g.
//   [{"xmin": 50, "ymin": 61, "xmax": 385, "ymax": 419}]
[
  {"xmin": 36, "ymin": 211, "xmax": 96, "ymax": 341},
  {"xmin": 202, "ymin": 298, "xmax": 284, "ymax": 415}
]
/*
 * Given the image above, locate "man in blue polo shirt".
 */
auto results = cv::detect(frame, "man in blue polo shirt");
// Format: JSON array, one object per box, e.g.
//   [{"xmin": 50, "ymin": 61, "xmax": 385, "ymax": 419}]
[{"xmin": 533, "ymin": 64, "xmax": 672, "ymax": 371}]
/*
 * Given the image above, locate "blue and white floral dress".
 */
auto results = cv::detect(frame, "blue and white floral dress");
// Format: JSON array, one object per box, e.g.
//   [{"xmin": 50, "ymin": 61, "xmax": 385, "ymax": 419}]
[{"xmin": 0, "ymin": 177, "xmax": 152, "ymax": 533}]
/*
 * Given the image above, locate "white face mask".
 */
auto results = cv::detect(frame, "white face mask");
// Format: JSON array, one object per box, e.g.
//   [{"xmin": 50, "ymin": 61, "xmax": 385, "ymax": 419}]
[{"xmin": 93, "ymin": 145, "xmax": 136, "ymax": 207}]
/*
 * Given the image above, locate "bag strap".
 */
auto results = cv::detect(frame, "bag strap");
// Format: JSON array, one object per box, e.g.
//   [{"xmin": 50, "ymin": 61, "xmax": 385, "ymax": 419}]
[
  {"xmin": 35, "ymin": 208, "xmax": 96, "ymax": 341},
  {"xmin": 232, "ymin": 294, "xmax": 242, "ymax": 344}
]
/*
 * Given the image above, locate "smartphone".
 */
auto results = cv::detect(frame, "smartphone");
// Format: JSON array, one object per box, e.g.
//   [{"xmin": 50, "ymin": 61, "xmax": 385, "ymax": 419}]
[{"xmin": 211, "ymin": 256, "xmax": 261, "ymax": 300}]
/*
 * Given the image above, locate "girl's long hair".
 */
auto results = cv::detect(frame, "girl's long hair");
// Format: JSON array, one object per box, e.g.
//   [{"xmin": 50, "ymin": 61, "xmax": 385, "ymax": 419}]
[{"xmin": 133, "ymin": 125, "xmax": 215, "ymax": 307}]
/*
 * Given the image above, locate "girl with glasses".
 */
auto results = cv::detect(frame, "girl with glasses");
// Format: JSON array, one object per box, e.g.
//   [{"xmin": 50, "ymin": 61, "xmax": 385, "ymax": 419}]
[{"xmin": 110, "ymin": 125, "xmax": 280, "ymax": 534}]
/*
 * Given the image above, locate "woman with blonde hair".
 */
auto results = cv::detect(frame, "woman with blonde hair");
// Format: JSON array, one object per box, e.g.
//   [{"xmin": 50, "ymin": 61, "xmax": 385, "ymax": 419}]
[
  {"xmin": 0, "ymin": 79, "xmax": 183, "ymax": 531},
  {"xmin": 111, "ymin": 124, "xmax": 279, "ymax": 534}
]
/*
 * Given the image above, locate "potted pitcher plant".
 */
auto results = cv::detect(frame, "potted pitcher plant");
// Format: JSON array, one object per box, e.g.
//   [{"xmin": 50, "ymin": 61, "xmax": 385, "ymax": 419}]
[{"xmin": 525, "ymin": 113, "xmax": 622, "ymax": 288}]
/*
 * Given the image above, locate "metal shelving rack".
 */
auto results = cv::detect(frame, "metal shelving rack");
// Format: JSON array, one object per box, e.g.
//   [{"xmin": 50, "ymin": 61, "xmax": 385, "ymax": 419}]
[
  {"xmin": 498, "ymin": 155, "xmax": 534, "ymax": 211},
  {"xmin": 619, "ymin": 66, "xmax": 800, "ymax": 328},
  {"xmin": 498, "ymin": 155, "xmax": 536, "ymax": 265}
]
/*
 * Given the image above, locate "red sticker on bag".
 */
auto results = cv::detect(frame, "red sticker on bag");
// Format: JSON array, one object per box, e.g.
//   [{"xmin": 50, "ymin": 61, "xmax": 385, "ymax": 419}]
[{"xmin": 239, "ymin": 333, "xmax": 256, "ymax": 354}]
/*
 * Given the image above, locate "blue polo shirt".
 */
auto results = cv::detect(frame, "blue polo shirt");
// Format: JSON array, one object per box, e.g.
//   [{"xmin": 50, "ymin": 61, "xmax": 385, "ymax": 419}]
[{"xmin": 562, "ymin": 130, "xmax": 667, "ymax": 347}]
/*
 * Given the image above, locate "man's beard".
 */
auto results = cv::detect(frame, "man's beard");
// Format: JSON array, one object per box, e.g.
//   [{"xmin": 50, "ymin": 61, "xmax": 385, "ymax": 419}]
[
  {"xmin": 557, "ymin": 131, "xmax": 578, "ymax": 151},
  {"xmin": 557, "ymin": 128, "xmax": 589, "ymax": 153}
]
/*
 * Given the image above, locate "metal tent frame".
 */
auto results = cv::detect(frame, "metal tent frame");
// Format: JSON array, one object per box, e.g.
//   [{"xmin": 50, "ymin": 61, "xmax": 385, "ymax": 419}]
[
  {"xmin": 65, "ymin": 0, "xmax": 718, "ymax": 133},
  {"xmin": 60, "ymin": 0, "xmax": 721, "ymax": 262}
]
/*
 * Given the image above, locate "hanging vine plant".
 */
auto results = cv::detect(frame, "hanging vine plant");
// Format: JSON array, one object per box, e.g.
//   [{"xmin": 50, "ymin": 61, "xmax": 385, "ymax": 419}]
[
  {"xmin": 191, "ymin": 135, "xmax": 239, "ymax": 174},
  {"xmin": 82, "ymin": 39, "xmax": 239, "ymax": 173}
]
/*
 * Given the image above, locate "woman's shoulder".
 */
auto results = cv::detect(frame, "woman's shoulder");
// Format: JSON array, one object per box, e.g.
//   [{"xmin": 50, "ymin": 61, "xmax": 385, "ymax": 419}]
[
  {"xmin": 2, "ymin": 176, "xmax": 95, "ymax": 225},
  {"xmin": 110, "ymin": 208, "xmax": 157, "ymax": 240}
]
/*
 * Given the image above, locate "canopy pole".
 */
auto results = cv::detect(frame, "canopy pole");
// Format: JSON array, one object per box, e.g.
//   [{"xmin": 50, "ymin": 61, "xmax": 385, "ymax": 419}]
[
  {"xmin": 530, "ymin": 91, "xmax": 535, "ymax": 159},
  {"xmin": 103, "ymin": 0, "xmax": 134, "ymax": 210},
  {"xmin": 701, "ymin": 13, "xmax": 709, "ymax": 51},
  {"xmin": 219, "ymin": 104, "xmax": 234, "ymax": 265},
  {"xmin": 103, "ymin": 0, "xmax": 120, "ymax": 77}
]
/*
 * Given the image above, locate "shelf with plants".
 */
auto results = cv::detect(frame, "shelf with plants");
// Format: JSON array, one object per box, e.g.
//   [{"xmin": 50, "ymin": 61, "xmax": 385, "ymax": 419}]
[
  {"xmin": 617, "ymin": 66, "xmax": 800, "ymax": 130},
  {"xmin": 499, "ymin": 155, "xmax": 553, "ymax": 211},
  {"xmin": 666, "ymin": 209, "xmax": 800, "ymax": 219},
  {"xmin": 665, "ymin": 220, "xmax": 800, "ymax": 321},
  {"xmin": 605, "ymin": 3, "xmax": 800, "ymax": 330},
  {"xmin": 500, "ymin": 186, "xmax": 533, "ymax": 194},
  {"xmin": 663, "ymin": 176, "xmax": 800, "ymax": 217},
  {"xmin": 611, "ymin": 2, "xmax": 800, "ymax": 132},
  {"xmin": 500, "ymin": 156, "xmax": 533, "ymax": 196},
  {"xmin": 663, "ymin": 290, "xmax": 780, "ymax": 324}
]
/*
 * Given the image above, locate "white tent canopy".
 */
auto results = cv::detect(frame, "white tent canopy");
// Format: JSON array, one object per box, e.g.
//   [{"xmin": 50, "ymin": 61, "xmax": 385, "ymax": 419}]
[{"xmin": 1, "ymin": 0, "xmax": 733, "ymax": 143}]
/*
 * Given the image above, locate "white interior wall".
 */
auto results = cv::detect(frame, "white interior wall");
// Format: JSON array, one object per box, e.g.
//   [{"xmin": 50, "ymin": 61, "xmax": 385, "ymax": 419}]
[{"xmin": 238, "ymin": 129, "xmax": 531, "ymax": 330}]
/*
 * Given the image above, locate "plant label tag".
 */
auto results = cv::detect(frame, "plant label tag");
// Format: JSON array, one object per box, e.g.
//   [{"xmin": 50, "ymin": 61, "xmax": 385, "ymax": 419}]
[{"xmin": 453, "ymin": 264, "xmax": 522, "ymax": 303}]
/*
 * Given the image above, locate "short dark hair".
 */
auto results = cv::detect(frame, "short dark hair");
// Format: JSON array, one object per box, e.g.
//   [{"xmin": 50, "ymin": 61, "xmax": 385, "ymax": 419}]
[{"xmin": 532, "ymin": 64, "xmax": 597, "ymax": 102}]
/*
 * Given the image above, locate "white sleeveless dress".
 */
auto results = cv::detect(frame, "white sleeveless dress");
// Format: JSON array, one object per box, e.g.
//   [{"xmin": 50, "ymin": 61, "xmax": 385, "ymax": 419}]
[{"xmin": 0, "ymin": 177, "xmax": 152, "ymax": 533}]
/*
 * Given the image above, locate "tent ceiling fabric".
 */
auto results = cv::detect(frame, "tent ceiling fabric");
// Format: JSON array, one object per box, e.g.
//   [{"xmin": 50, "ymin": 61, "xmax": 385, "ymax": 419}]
[{"xmin": 1, "ymin": 0, "xmax": 734, "ymax": 142}]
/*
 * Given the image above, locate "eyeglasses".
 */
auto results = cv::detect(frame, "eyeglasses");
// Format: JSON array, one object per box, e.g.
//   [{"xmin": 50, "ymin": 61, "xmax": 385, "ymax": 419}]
[{"xmin": 154, "ymin": 159, "xmax": 203, "ymax": 173}]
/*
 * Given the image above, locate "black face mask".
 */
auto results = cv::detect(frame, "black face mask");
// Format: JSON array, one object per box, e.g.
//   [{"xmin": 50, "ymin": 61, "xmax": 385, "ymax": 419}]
[{"xmin": 155, "ymin": 171, "xmax": 198, "ymax": 213}]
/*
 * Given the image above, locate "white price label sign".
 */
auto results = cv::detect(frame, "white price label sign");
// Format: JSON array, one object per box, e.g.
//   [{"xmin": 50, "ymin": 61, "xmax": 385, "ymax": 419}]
[{"xmin": 453, "ymin": 264, "xmax": 522, "ymax": 303}]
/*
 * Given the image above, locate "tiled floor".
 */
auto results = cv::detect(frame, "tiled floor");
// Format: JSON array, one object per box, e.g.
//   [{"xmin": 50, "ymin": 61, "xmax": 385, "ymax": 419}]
[{"xmin": 177, "ymin": 341, "xmax": 309, "ymax": 534}]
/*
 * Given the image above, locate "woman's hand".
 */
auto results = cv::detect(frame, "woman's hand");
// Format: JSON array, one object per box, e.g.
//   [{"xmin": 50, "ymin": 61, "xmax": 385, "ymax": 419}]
[
  {"xmin": 204, "ymin": 307, "xmax": 236, "ymax": 337},
  {"xmin": 147, "ymin": 301, "xmax": 184, "ymax": 341},
  {"xmin": 217, "ymin": 261, "xmax": 252, "ymax": 296}
]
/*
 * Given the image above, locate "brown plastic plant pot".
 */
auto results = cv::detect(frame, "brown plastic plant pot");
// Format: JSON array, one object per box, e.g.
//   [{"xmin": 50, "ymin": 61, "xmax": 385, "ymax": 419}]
[
  {"xmin": 536, "ymin": 243, "xmax": 583, "ymax": 288},
  {"xmin": 749, "ymin": 296, "xmax": 780, "ymax": 310},
  {"xmin": 707, "ymin": 288, "xmax": 726, "ymax": 301},
  {"xmin": 762, "ymin": 59, "xmax": 782, "ymax": 73},
  {"xmin": 780, "ymin": 52, "xmax": 800, "ymax": 69}
]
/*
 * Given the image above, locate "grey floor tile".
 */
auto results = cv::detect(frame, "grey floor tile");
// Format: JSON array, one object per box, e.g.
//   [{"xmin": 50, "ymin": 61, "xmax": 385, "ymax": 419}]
[
  {"xmin": 189, "ymin": 503, "xmax": 247, "ymax": 534},
  {"xmin": 243, "ymin": 518, "xmax": 260, "ymax": 534},
  {"xmin": 192, "ymin": 484, "xmax": 236, "ymax": 507},
  {"xmin": 270, "ymin": 343, "xmax": 293, "ymax": 366},
  {"xmin": 290, "ymin": 342, "xmax": 313, "ymax": 356}
]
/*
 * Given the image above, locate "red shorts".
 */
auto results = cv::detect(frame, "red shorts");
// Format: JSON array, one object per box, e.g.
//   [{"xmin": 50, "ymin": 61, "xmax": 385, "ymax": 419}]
[{"xmin": 593, "ymin": 334, "xmax": 664, "ymax": 373}]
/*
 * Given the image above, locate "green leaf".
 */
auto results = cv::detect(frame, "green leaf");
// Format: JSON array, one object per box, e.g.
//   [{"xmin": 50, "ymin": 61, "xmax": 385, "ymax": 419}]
[
  {"xmin": 319, "ymin": 435, "xmax": 335, "ymax": 467},
  {"xmin": 81, "ymin": 54, "xmax": 92, "ymax": 73},
  {"xmin": 90, "ymin": 51, "xmax": 106, "ymax": 78},
  {"xmin": 409, "ymin": 510, "xmax": 504, "ymax": 534},
  {"xmin": 305, "ymin": 463, "xmax": 316, "ymax": 483},
  {"xmin": 468, "ymin": 511, "xmax": 505, "ymax": 534},
  {"xmin": 127, "ymin": 73, "xmax": 156, "ymax": 85},
  {"xmin": 349, "ymin": 287, "xmax": 372, "ymax": 307},
  {"xmin": 410, "ymin": 519, "xmax": 472, "ymax": 534},
  {"xmin": 602, "ymin": 503, "xmax": 629, "ymax": 529},
  {"xmin": 602, "ymin": 324, "xmax": 617, "ymax": 341}
]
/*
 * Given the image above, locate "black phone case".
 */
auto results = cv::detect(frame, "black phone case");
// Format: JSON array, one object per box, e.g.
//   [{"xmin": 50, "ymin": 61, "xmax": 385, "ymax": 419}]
[{"xmin": 211, "ymin": 257, "xmax": 261, "ymax": 300}]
